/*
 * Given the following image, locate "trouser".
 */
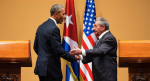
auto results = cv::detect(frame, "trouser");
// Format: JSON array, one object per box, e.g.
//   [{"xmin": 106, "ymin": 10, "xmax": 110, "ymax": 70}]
[{"xmin": 38, "ymin": 76, "xmax": 62, "ymax": 81}]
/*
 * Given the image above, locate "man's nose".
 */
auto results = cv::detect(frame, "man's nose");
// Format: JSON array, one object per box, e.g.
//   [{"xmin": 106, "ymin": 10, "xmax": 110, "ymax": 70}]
[
  {"xmin": 63, "ymin": 15, "xmax": 66, "ymax": 20},
  {"xmin": 64, "ymin": 15, "xmax": 66, "ymax": 18},
  {"xmin": 93, "ymin": 28, "xmax": 95, "ymax": 31}
]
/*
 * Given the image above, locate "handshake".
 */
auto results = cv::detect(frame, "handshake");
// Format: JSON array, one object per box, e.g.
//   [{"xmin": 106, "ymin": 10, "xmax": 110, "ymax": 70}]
[{"xmin": 70, "ymin": 46, "xmax": 82, "ymax": 60}]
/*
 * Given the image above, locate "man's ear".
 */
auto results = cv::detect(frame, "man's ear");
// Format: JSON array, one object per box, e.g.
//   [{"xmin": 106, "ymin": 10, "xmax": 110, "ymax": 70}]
[
  {"xmin": 101, "ymin": 25, "xmax": 105, "ymax": 30},
  {"xmin": 55, "ymin": 12, "xmax": 58, "ymax": 17}
]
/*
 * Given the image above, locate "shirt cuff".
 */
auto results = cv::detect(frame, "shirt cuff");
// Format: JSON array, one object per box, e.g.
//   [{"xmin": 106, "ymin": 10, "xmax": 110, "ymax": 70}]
[
  {"xmin": 82, "ymin": 49, "xmax": 86, "ymax": 56},
  {"xmin": 79, "ymin": 55, "xmax": 83, "ymax": 61}
]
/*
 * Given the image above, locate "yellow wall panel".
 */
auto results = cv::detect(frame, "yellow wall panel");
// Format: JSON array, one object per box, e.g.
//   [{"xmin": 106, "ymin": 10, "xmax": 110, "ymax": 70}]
[{"xmin": 0, "ymin": 0, "xmax": 149, "ymax": 81}]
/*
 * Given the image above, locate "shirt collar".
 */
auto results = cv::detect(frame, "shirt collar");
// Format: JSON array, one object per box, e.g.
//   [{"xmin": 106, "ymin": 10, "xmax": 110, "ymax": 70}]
[
  {"xmin": 49, "ymin": 17, "xmax": 57, "ymax": 26},
  {"xmin": 98, "ymin": 30, "xmax": 109, "ymax": 39}
]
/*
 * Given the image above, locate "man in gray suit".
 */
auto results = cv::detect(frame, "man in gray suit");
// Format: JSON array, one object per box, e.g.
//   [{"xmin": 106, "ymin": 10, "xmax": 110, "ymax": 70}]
[
  {"xmin": 70, "ymin": 17, "xmax": 117, "ymax": 81},
  {"xmin": 34, "ymin": 4, "xmax": 79, "ymax": 81}
]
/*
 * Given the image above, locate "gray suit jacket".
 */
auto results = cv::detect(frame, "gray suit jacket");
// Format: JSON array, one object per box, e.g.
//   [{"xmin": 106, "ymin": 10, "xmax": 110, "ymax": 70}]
[{"xmin": 82, "ymin": 31, "xmax": 117, "ymax": 81}]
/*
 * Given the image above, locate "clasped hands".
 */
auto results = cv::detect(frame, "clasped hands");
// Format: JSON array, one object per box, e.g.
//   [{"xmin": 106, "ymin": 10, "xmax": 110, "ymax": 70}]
[{"xmin": 70, "ymin": 46, "xmax": 82, "ymax": 60}]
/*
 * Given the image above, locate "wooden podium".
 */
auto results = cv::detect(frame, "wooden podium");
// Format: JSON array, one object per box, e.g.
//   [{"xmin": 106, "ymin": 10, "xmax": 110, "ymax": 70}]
[
  {"xmin": 119, "ymin": 40, "xmax": 150, "ymax": 81},
  {"xmin": 0, "ymin": 40, "xmax": 32, "ymax": 81}
]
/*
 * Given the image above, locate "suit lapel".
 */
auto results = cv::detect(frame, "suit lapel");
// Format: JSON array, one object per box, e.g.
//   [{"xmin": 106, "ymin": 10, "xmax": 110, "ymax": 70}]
[
  {"xmin": 94, "ymin": 31, "xmax": 111, "ymax": 48},
  {"xmin": 94, "ymin": 39, "xmax": 102, "ymax": 48}
]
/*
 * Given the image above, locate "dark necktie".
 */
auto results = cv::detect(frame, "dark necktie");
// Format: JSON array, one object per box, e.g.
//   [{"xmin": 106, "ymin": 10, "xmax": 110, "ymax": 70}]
[{"xmin": 95, "ymin": 38, "xmax": 99, "ymax": 46}]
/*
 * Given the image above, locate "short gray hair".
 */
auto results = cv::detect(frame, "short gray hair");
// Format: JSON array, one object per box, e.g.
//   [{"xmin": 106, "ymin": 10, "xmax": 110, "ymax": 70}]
[
  {"xmin": 96, "ymin": 17, "xmax": 109, "ymax": 30},
  {"xmin": 50, "ymin": 4, "xmax": 64, "ymax": 16}
]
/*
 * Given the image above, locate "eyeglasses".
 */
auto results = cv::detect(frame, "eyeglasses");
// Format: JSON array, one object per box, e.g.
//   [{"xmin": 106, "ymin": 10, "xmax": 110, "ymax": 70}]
[{"xmin": 93, "ymin": 25, "xmax": 100, "ymax": 28}]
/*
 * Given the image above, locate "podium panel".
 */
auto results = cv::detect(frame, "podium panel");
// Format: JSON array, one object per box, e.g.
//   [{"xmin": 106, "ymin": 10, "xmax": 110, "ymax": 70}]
[
  {"xmin": 0, "ymin": 40, "xmax": 32, "ymax": 81},
  {"xmin": 119, "ymin": 40, "xmax": 150, "ymax": 81}
]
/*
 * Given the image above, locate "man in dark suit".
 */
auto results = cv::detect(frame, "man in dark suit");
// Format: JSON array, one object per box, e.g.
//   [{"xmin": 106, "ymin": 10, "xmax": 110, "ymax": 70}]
[
  {"xmin": 70, "ymin": 17, "xmax": 117, "ymax": 81},
  {"xmin": 34, "ymin": 4, "xmax": 79, "ymax": 81}
]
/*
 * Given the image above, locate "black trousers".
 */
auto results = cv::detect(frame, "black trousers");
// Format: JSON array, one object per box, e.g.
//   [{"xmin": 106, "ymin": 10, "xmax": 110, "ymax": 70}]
[{"xmin": 38, "ymin": 76, "xmax": 62, "ymax": 81}]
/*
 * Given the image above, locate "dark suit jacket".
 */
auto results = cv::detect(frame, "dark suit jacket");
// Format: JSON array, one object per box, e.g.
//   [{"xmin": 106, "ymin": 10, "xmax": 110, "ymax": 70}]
[
  {"xmin": 82, "ymin": 31, "xmax": 117, "ymax": 81},
  {"xmin": 33, "ymin": 18, "xmax": 75, "ymax": 78}
]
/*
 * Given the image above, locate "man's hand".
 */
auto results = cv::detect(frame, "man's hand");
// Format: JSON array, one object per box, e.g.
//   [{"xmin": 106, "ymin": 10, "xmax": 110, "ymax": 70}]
[
  {"xmin": 70, "ymin": 46, "xmax": 82, "ymax": 56},
  {"xmin": 75, "ymin": 55, "xmax": 80, "ymax": 60}
]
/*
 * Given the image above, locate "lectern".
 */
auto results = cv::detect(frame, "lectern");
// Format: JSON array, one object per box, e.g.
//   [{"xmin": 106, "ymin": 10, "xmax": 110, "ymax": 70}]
[
  {"xmin": 119, "ymin": 40, "xmax": 150, "ymax": 81},
  {"xmin": 0, "ymin": 40, "xmax": 32, "ymax": 81}
]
